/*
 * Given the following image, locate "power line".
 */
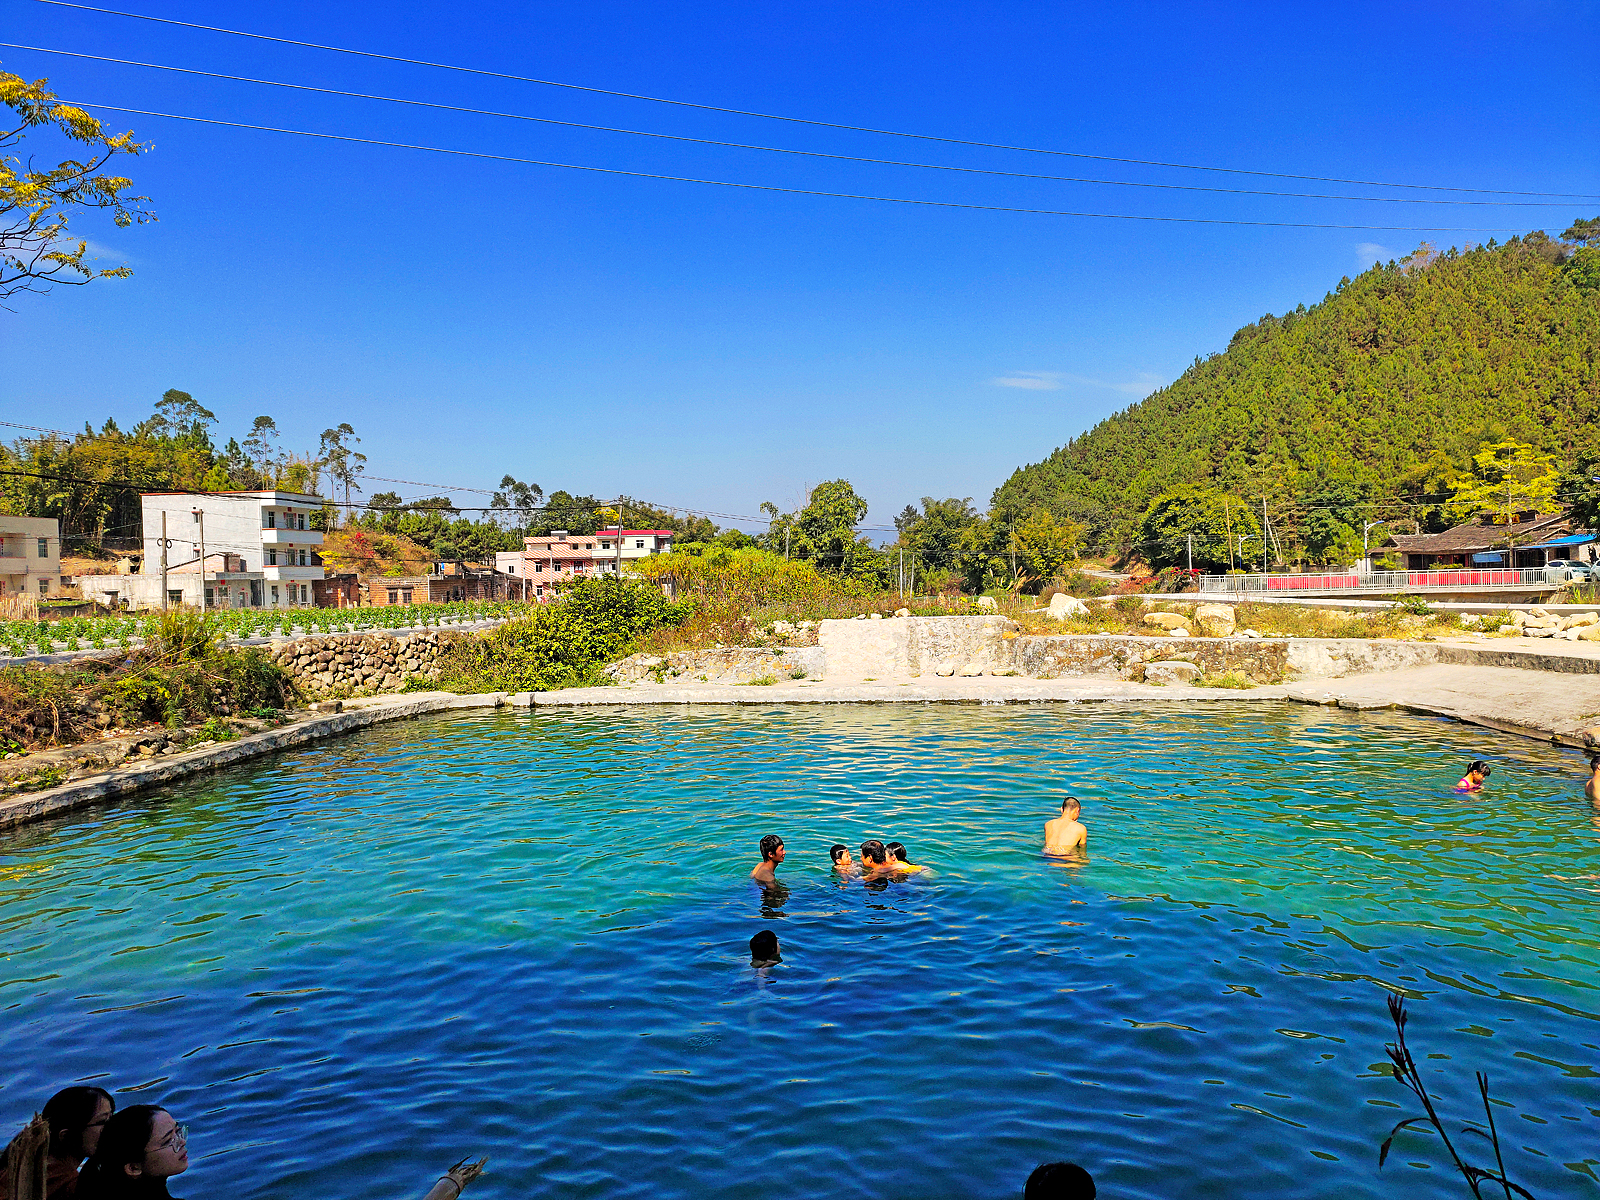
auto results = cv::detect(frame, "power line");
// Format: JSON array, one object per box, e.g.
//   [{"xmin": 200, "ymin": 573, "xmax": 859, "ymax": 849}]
[
  {"xmin": 62, "ymin": 102, "xmax": 1544, "ymax": 234},
  {"xmin": 29, "ymin": 0, "xmax": 1600, "ymax": 202},
  {"xmin": 5, "ymin": 43, "xmax": 1585, "ymax": 209}
]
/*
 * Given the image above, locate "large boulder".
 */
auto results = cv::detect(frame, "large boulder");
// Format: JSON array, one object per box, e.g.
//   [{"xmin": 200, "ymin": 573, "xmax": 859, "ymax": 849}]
[
  {"xmin": 1194, "ymin": 602, "xmax": 1236, "ymax": 637},
  {"xmin": 1145, "ymin": 660, "xmax": 1202, "ymax": 685},
  {"xmin": 1579, "ymin": 625, "xmax": 1600, "ymax": 642},
  {"xmin": 976, "ymin": 595, "xmax": 997, "ymax": 610},
  {"xmin": 1047, "ymin": 592, "xmax": 1090, "ymax": 620},
  {"xmin": 1142, "ymin": 611, "xmax": 1190, "ymax": 631},
  {"xmin": 1561, "ymin": 612, "xmax": 1598, "ymax": 630}
]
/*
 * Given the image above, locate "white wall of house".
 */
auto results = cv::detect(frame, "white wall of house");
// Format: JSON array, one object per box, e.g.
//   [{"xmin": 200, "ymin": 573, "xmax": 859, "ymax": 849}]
[
  {"xmin": 140, "ymin": 491, "xmax": 324, "ymax": 607},
  {"xmin": 0, "ymin": 514, "xmax": 62, "ymax": 597}
]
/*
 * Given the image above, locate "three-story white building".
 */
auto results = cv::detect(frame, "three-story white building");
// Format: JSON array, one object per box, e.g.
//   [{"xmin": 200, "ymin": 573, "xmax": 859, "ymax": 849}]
[{"xmin": 134, "ymin": 491, "xmax": 326, "ymax": 609}]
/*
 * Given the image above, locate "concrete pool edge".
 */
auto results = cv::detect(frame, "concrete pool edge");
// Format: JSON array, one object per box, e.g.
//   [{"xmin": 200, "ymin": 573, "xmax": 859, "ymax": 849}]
[{"xmin": 6, "ymin": 667, "xmax": 1597, "ymax": 833}]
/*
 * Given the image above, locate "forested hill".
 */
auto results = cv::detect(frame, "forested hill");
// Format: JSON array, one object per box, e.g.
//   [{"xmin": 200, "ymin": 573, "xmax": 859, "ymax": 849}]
[{"xmin": 991, "ymin": 228, "xmax": 1600, "ymax": 550}]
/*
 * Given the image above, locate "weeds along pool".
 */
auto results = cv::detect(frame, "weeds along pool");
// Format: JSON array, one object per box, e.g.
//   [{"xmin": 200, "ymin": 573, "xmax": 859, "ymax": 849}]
[{"xmin": 1, "ymin": 703, "xmax": 1596, "ymax": 1199}]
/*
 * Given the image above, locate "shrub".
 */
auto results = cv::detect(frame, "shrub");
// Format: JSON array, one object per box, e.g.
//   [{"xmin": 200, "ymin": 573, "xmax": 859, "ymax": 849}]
[{"xmin": 438, "ymin": 577, "xmax": 691, "ymax": 692}]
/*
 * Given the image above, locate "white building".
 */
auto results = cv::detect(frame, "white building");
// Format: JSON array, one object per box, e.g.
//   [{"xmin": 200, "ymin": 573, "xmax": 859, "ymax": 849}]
[
  {"xmin": 0, "ymin": 515, "xmax": 62, "ymax": 598},
  {"xmin": 119, "ymin": 491, "xmax": 326, "ymax": 610}
]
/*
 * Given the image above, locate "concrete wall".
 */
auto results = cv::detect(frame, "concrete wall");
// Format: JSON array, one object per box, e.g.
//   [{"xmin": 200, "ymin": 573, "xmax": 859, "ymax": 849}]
[
  {"xmin": 606, "ymin": 646, "xmax": 824, "ymax": 685},
  {"xmin": 1011, "ymin": 635, "xmax": 1290, "ymax": 682},
  {"xmin": 818, "ymin": 615, "xmax": 1020, "ymax": 678}
]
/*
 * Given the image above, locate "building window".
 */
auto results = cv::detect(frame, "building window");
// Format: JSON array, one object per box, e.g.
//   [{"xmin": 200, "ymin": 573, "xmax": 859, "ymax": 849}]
[
  {"xmin": 205, "ymin": 587, "xmax": 214, "ymax": 607},
  {"xmin": 38, "ymin": 538, "xmax": 49, "ymax": 557},
  {"xmin": 271, "ymin": 585, "xmax": 280, "ymax": 603},
  {"xmin": 267, "ymin": 511, "xmax": 277, "ymax": 529},
  {"xmin": 300, "ymin": 584, "xmax": 308, "ymax": 603},
  {"xmin": 535, "ymin": 562, "xmax": 544, "ymax": 573},
  {"xmin": 401, "ymin": 589, "xmax": 413, "ymax": 605},
  {"xmin": 600, "ymin": 542, "xmax": 610, "ymax": 550},
  {"xmin": 387, "ymin": 589, "xmax": 398, "ymax": 604},
  {"xmin": 297, "ymin": 512, "xmax": 306, "ymax": 530},
  {"xmin": 635, "ymin": 539, "xmax": 645, "ymax": 549},
  {"xmin": 298, "ymin": 549, "xmax": 308, "ymax": 566},
  {"xmin": 167, "ymin": 589, "xmax": 183, "ymax": 605},
  {"xmin": 266, "ymin": 548, "xmax": 277, "ymax": 565},
  {"xmin": 38, "ymin": 578, "xmax": 50, "ymax": 595}
]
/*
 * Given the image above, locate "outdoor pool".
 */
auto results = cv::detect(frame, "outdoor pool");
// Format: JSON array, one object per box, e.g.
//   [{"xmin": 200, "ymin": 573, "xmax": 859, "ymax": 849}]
[{"xmin": 2, "ymin": 703, "xmax": 1597, "ymax": 1199}]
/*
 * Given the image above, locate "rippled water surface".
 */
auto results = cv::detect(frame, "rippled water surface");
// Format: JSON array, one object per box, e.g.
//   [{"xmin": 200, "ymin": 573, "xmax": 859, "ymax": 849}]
[{"xmin": 4, "ymin": 704, "xmax": 1599, "ymax": 1198}]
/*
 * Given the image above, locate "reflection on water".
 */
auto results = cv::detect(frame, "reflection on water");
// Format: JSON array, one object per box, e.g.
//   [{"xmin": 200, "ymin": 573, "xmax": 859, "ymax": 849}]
[{"xmin": 2, "ymin": 702, "xmax": 1598, "ymax": 1200}]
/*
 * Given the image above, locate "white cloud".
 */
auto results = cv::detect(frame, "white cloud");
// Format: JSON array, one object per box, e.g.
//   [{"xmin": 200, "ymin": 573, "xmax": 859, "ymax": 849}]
[
  {"xmin": 1355, "ymin": 242, "xmax": 1390, "ymax": 271},
  {"xmin": 989, "ymin": 371, "xmax": 1063, "ymax": 390}
]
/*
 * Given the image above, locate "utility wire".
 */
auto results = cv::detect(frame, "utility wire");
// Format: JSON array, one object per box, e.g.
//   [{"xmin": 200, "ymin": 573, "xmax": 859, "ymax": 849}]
[
  {"xmin": 6, "ymin": 43, "xmax": 1585, "ymax": 209},
  {"xmin": 28, "ymin": 0, "xmax": 1600, "ymax": 202},
  {"xmin": 62, "ymin": 102, "xmax": 1543, "ymax": 233}
]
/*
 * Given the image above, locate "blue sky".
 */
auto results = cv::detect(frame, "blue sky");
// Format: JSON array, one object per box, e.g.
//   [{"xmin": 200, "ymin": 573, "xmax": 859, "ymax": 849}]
[{"xmin": 4, "ymin": 0, "xmax": 1596, "ymax": 533}]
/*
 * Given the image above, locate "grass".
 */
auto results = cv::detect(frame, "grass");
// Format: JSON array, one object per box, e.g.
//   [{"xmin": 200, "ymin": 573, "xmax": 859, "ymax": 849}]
[
  {"xmin": 744, "ymin": 675, "xmax": 778, "ymax": 686},
  {"xmin": 1195, "ymin": 670, "xmax": 1256, "ymax": 690}
]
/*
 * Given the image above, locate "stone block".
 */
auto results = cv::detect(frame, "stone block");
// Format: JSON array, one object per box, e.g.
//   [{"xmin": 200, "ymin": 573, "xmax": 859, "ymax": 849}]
[
  {"xmin": 1046, "ymin": 592, "xmax": 1090, "ymax": 619},
  {"xmin": 1142, "ymin": 612, "xmax": 1189, "ymax": 630},
  {"xmin": 1144, "ymin": 660, "xmax": 1201, "ymax": 685},
  {"xmin": 1194, "ymin": 602, "xmax": 1236, "ymax": 637}
]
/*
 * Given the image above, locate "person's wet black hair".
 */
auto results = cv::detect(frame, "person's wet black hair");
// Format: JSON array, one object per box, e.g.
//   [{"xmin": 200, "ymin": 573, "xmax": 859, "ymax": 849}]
[
  {"xmin": 886, "ymin": 841, "xmax": 908, "ymax": 862},
  {"xmin": 759, "ymin": 833, "xmax": 784, "ymax": 861},
  {"xmin": 860, "ymin": 839, "xmax": 887, "ymax": 865},
  {"xmin": 43, "ymin": 1086, "xmax": 114, "ymax": 1159},
  {"xmin": 1468, "ymin": 760, "xmax": 1492, "ymax": 778},
  {"xmin": 749, "ymin": 929, "xmax": 779, "ymax": 963},
  {"xmin": 1061, "ymin": 795, "xmax": 1082, "ymax": 812},
  {"xmin": 1024, "ymin": 1161, "xmax": 1096, "ymax": 1199},
  {"xmin": 829, "ymin": 843, "xmax": 848, "ymax": 862},
  {"xmin": 78, "ymin": 1105, "xmax": 166, "ymax": 1199}
]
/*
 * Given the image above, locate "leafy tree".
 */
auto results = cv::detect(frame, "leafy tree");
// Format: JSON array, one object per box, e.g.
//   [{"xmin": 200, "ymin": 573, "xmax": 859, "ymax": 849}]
[
  {"xmin": 1, "ymin": 67, "xmax": 154, "ymax": 303},
  {"xmin": 490, "ymin": 474, "xmax": 543, "ymax": 531},
  {"xmin": 954, "ymin": 516, "xmax": 1009, "ymax": 593},
  {"xmin": 761, "ymin": 479, "xmax": 884, "ymax": 580},
  {"xmin": 242, "ymin": 416, "xmax": 281, "ymax": 483},
  {"xmin": 1444, "ymin": 439, "xmax": 1560, "ymax": 528},
  {"xmin": 896, "ymin": 497, "xmax": 978, "ymax": 571},
  {"xmin": 1299, "ymin": 484, "xmax": 1368, "ymax": 566},
  {"xmin": 1137, "ymin": 488, "xmax": 1261, "ymax": 571},
  {"xmin": 319, "ymin": 423, "xmax": 366, "ymax": 517},
  {"xmin": 1008, "ymin": 508, "xmax": 1088, "ymax": 591}
]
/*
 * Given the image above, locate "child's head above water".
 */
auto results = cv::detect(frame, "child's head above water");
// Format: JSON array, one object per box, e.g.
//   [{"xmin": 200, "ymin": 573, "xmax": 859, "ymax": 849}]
[
  {"xmin": 886, "ymin": 840, "xmax": 908, "ymax": 862},
  {"xmin": 1060, "ymin": 796, "xmax": 1082, "ymax": 816},
  {"xmin": 829, "ymin": 843, "xmax": 850, "ymax": 865},
  {"xmin": 1466, "ymin": 760, "xmax": 1492, "ymax": 781},
  {"xmin": 749, "ymin": 929, "xmax": 780, "ymax": 965}
]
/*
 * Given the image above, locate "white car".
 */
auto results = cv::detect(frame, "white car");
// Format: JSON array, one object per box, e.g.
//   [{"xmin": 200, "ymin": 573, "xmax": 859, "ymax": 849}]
[{"xmin": 1545, "ymin": 560, "xmax": 1592, "ymax": 582}]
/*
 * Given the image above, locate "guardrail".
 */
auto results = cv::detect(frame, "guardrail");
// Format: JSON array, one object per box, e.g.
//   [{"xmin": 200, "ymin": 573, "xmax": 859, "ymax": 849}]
[{"xmin": 1200, "ymin": 568, "xmax": 1561, "ymax": 595}]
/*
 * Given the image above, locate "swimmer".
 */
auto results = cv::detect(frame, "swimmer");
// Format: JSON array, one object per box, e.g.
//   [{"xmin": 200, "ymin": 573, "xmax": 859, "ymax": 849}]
[
  {"xmin": 1043, "ymin": 797, "xmax": 1088, "ymax": 855},
  {"xmin": 858, "ymin": 839, "xmax": 892, "ymax": 876},
  {"xmin": 749, "ymin": 929, "xmax": 781, "ymax": 966},
  {"xmin": 1454, "ymin": 759, "xmax": 1492, "ymax": 793},
  {"xmin": 1025, "ymin": 1160, "xmax": 1096, "ymax": 1199},
  {"xmin": 829, "ymin": 843, "xmax": 857, "ymax": 874},
  {"xmin": 1587, "ymin": 754, "xmax": 1600, "ymax": 804},
  {"xmin": 885, "ymin": 841, "xmax": 926, "ymax": 873},
  {"xmin": 750, "ymin": 834, "xmax": 785, "ymax": 884}
]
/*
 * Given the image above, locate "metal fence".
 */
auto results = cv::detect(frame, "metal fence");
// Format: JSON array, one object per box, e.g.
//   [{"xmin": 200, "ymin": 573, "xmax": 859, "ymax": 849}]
[{"xmin": 1199, "ymin": 567, "xmax": 1558, "ymax": 595}]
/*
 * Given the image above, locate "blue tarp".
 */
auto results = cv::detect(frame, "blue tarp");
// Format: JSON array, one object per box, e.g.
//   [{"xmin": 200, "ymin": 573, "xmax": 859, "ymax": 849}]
[
  {"xmin": 1525, "ymin": 533, "xmax": 1595, "ymax": 550},
  {"xmin": 1471, "ymin": 553, "xmax": 1505, "ymax": 563}
]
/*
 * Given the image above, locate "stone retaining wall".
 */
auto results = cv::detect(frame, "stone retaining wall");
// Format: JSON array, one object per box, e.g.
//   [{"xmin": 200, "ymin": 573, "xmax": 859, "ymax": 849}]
[
  {"xmin": 1011, "ymin": 635, "xmax": 1289, "ymax": 682},
  {"xmin": 605, "ymin": 645, "xmax": 824, "ymax": 685},
  {"xmin": 267, "ymin": 630, "xmax": 466, "ymax": 698}
]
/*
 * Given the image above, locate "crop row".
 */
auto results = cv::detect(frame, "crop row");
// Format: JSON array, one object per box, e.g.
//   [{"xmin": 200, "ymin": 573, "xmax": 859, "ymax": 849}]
[{"xmin": 0, "ymin": 601, "xmax": 540, "ymax": 658}]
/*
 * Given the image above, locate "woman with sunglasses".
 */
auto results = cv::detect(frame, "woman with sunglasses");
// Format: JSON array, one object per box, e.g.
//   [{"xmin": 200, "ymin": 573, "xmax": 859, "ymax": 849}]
[{"xmin": 76, "ymin": 1106, "xmax": 189, "ymax": 1199}]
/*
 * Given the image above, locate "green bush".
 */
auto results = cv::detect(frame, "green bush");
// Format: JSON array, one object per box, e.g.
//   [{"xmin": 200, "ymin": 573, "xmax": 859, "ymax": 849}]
[{"xmin": 437, "ymin": 577, "xmax": 692, "ymax": 692}]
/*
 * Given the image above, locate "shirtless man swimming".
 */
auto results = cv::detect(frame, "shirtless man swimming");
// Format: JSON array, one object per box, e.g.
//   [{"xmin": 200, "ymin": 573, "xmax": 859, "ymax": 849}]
[
  {"xmin": 1043, "ymin": 797, "xmax": 1088, "ymax": 855},
  {"xmin": 750, "ymin": 834, "xmax": 785, "ymax": 884}
]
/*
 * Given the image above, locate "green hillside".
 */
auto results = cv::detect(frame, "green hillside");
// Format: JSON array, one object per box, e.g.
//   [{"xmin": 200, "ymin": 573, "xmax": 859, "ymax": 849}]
[{"xmin": 991, "ymin": 225, "xmax": 1600, "ymax": 564}]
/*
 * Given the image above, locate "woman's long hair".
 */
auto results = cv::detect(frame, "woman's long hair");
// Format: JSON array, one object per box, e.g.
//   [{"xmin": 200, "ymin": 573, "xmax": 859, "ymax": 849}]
[
  {"xmin": 42, "ymin": 1087, "xmax": 114, "ymax": 1160},
  {"xmin": 76, "ymin": 1106, "xmax": 167, "ymax": 1199}
]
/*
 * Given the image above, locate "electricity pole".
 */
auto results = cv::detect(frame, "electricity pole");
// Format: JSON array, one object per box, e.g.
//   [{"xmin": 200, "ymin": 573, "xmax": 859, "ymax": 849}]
[
  {"xmin": 614, "ymin": 500, "xmax": 624, "ymax": 580},
  {"xmin": 1186, "ymin": 533, "xmax": 1193, "ymax": 574},
  {"xmin": 160, "ymin": 511, "xmax": 168, "ymax": 610},
  {"xmin": 1262, "ymin": 497, "xmax": 1269, "ymax": 571},
  {"xmin": 193, "ymin": 508, "xmax": 206, "ymax": 612}
]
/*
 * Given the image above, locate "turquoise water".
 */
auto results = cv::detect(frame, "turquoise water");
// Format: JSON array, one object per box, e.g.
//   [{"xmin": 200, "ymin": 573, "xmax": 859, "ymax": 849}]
[{"xmin": 2, "ymin": 704, "xmax": 1598, "ymax": 1199}]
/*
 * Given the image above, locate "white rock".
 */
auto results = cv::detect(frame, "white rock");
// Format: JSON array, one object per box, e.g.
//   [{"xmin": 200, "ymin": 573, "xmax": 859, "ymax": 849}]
[
  {"xmin": 868, "ymin": 612, "xmax": 884, "ymax": 620},
  {"xmin": 1169, "ymin": 629, "xmax": 1190, "ymax": 637},
  {"xmin": 1145, "ymin": 660, "xmax": 1202, "ymax": 684},
  {"xmin": 976, "ymin": 595, "xmax": 997, "ymax": 610},
  {"xmin": 1242, "ymin": 629, "xmax": 1262, "ymax": 639},
  {"xmin": 1558, "ymin": 628, "xmax": 1581, "ymax": 640},
  {"xmin": 957, "ymin": 662, "xmax": 985, "ymax": 677},
  {"xmin": 934, "ymin": 663, "xmax": 956, "ymax": 677},
  {"xmin": 772, "ymin": 621, "xmax": 795, "ymax": 635},
  {"xmin": 1142, "ymin": 612, "xmax": 1190, "ymax": 630},
  {"xmin": 1047, "ymin": 592, "xmax": 1090, "ymax": 619},
  {"xmin": 894, "ymin": 608, "xmax": 911, "ymax": 618},
  {"xmin": 1499, "ymin": 624, "xmax": 1517, "ymax": 633}
]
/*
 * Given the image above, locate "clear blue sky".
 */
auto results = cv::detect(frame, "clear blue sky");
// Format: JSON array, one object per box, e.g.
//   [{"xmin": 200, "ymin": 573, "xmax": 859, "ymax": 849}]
[{"xmin": 4, "ymin": 0, "xmax": 1596, "ymax": 533}]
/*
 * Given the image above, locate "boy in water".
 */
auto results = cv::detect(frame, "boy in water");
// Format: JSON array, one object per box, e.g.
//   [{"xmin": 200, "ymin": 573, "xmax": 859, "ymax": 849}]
[
  {"xmin": 829, "ymin": 843, "xmax": 857, "ymax": 874},
  {"xmin": 750, "ymin": 834, "xmax": 785, "ymax": 883},
  {"xmin": 1454, "ymin": 759, "xmax": 1492, "ymax": 793},
  {"xmin": 1587, "ymin": 754, "xmax": 1599, "ymax": 804},
  {"xmin": 749, "ymin": 929, "xmax": 781, "ymax": 967},
  {"xmin": 1044, "ymin": 797, "xmax": 1088, "ymax": 855}
]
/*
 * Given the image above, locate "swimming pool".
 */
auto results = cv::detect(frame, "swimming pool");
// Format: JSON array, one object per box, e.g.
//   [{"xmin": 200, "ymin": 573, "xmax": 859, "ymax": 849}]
[{"xmin": 2, "ymin": 703, "xmax": 1596, "ymax": 1199}]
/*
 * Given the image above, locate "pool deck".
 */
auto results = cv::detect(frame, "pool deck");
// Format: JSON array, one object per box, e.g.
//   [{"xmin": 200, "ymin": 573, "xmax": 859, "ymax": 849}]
[{"xmin": 5, "ymin": 642, "xmax": 1599, "ymax": 833}]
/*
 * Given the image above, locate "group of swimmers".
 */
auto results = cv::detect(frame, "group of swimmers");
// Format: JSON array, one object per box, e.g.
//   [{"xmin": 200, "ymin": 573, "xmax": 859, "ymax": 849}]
[
  {"xmin": 0, "ymin": 1088, "xmax": 187, "ymax": 1200},
  {"xmin": 747, "ymin": 797, "xmax": 1092, "ymax": 886}
]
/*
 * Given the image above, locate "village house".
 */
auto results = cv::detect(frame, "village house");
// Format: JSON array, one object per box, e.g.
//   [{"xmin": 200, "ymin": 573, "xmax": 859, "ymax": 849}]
[
  {"xmin": 84, "ymin": 491, "xmax": 327, "ymax": 610},
  {"xmin": 0, "ymin": 515, "xmax": 62, "ymax": 598},
  {"xmin": 516, "ymin": 528, "xmax": 674, "ymax": 599},
  {"xmin": 1383, "ymin": 510, "xmax": 1598, "ymax": 571}
]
